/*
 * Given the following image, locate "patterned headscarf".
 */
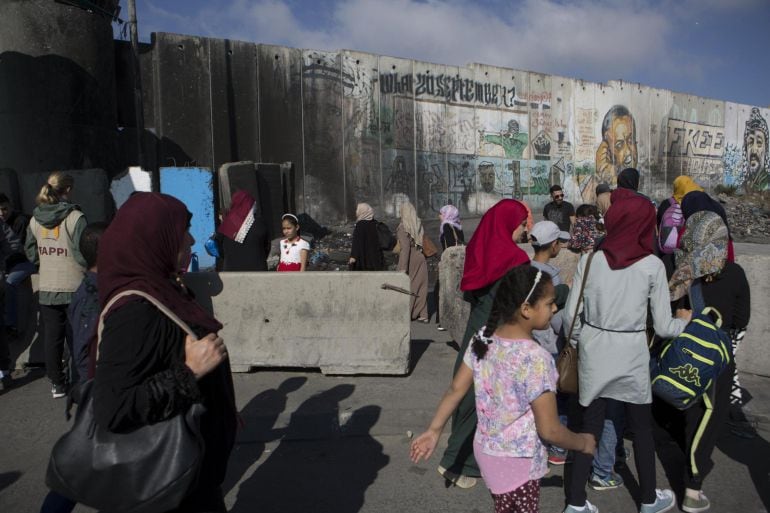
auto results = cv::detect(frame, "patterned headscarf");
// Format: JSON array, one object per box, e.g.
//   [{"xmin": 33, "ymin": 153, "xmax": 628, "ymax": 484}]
[
  {"xmin": 669, "ymin": 211, "xmax": 728, "ymax": 301},
  {"xmin": 569, "ymin": 216, "xmax": 603, "ymax": 252}
]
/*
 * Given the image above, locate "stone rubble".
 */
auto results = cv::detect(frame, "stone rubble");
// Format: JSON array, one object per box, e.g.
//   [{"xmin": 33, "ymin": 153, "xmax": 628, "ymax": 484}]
[{"xmin": 719, "ymin": 193, "xmax": 770, "ymax": 244}]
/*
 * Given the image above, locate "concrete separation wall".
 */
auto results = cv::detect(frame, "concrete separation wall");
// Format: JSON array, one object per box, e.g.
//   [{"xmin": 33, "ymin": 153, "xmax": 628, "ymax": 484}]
[
  {"xmin": 438, "ymin": 243, "xmax": 770, "ymax": 377},
  {"xmin": 111, "ymin": 33, "xmax": 769, "ymax": 224},
  {"xmin": 183, "ymin": 271, "xmax": 412, "ymax": 375}
]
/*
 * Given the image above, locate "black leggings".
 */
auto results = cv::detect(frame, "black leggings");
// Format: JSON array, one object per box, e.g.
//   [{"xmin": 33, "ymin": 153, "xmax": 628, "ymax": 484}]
[
  {"xmin": 566, "ymin": 398, "xmax": 657, "ymax": 506},
  {"xmin": 653, "ymin": 362, "xmax": 734, "ymax": 490}
]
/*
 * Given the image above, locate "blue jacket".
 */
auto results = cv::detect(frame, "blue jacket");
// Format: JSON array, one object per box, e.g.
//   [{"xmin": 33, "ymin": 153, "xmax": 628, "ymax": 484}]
[{"xmin": 68, "ymin": 271, "xmax": 98, "ymax": 383}]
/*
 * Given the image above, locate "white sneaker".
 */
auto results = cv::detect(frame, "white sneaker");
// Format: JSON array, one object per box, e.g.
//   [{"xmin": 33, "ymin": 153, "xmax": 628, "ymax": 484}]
[
  {"xmin": 640, "ymin": 489, "xmax": 676, "ymax": 513},
  {"xmin": 564, "ymin": 500, "xmax": 598, "ymax": 513},
  {"xmin": 437, "ymin": 465, "xmax": 477, "ymax": 489}
]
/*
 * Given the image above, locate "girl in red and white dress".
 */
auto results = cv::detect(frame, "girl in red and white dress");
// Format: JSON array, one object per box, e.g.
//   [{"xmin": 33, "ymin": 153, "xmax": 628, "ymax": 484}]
[{"xmin": 277, "ymin": 213, "xmax": 310, "ymax": 272}]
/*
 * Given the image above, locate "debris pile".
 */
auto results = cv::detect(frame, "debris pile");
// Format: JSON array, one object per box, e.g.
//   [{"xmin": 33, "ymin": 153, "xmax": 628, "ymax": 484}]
[{"xmin": 719, "ymin": 194, "xmax": 770, "ymax": 243}]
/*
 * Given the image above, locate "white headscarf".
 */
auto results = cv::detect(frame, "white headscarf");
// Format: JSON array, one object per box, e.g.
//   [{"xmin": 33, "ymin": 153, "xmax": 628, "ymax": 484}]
[
  {"xmin": 356, "ymin": 203, "xmax": 374, "ymax": 222},
  {"xmin": 399, "ymin": 202, "xmax": 424, "ymax": 243}
]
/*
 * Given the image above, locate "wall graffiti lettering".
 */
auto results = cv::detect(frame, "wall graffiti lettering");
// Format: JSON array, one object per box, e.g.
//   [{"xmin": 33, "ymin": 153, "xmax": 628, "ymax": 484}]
[
  {"xmin": 380, "ymin": 72, "xmax": 530, "ymax": 108},
  {"xmin": 666, "ymin": 119, "xmax": 725, "ymax": 159}
]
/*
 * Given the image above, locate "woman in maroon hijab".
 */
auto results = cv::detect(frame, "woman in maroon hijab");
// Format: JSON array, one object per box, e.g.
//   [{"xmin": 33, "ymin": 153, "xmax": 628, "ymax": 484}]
[
  {"xmin": 437, "ymin": 199, "xmax": 530, "ymax": 488},
  {"xmin": 561, "ymin": 188, "xmax": 691, "ymax": 513},
  {"xmin": 216, "ymin": 190, "xmax": 270, "ymax": 271},
  {"xmin": 93, "ymin": 193, "xmax": 237, "ymax": 512}
]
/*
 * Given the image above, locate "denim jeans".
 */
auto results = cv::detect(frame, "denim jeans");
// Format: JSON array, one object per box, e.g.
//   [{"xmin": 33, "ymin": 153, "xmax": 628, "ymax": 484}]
[
  {"xmin": 592, "ymin": 399, "xmax": 625, "ymax": 478},
  {"xmin": 5, "ymin": 261, "xmax": 36, "ymax": 328}
]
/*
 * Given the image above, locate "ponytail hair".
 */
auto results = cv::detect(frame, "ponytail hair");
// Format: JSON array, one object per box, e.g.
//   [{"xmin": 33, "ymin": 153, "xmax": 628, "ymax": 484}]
[
  {"xmin": 471, "ymin": 265, "xmax": 553, "ymax": 360},
  {"xmin": 36, "ymin": 171, "xmax": 74, "ymax": 205}
]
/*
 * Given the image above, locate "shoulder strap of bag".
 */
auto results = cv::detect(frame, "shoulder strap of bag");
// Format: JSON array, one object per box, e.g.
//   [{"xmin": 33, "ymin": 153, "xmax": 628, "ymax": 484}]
[
  {"xmin": 566, "ymin": 251, "xmax": 596, "ymax": 343},
  {"xmin": 689, "ymin": 279, "xmax": 706, "ymax": 314},
  {"xmin": 97, "ymin": 290, "xmax": 196, "ymax": 356}
]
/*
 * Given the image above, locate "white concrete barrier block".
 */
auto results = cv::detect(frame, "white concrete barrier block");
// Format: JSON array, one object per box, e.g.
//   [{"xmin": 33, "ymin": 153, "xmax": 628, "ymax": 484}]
[
  {"xmin": 184, "ymin": 271, "xmax": 412, "ymax": 375},
  {"xmin": 110, "ymin": 166, "xmax": 153, "ymax": 209},
  {"xmin": 438, "ymin": 245, "xmax": 470, "ymax": 344}
]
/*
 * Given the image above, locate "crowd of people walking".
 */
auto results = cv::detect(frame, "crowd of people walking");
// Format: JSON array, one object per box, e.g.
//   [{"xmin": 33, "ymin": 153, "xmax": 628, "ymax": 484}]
[
  {"xmin": 0, "ymin": 167, "xmax": 756, "ymax": 513},
  {"xmin": 412, "ymin": 168, "xmax": 753, "ymax": 513}
]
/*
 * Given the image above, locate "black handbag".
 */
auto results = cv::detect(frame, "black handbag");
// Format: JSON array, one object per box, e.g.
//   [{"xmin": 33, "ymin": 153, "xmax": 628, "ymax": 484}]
[{"xmin": 46, "ymin": 290, "xmax": 206, "ymax": 513}]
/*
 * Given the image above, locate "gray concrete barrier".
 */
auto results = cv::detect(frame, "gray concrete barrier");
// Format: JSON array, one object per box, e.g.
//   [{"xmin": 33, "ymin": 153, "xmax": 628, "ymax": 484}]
[
  {"xmin": 438, "ymin": 243, "xmax": 770, "ymax": 378},
  {"xmin": 183, "ymin": 271, "xmax": 412, "ymax": 375},
  {"xmin": 437, "ymin": 245, "xmax": 470, "ymax": 345},
  {"xmin": 734, "ymin": 244, "xmax": 770, "ymax": 377}
]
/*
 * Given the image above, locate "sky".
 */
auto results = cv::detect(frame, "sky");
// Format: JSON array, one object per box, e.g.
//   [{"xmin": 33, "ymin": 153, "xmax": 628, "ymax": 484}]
[{"xmin": 116, "ymin": 0, "xmax": 770, "ymax": 107}]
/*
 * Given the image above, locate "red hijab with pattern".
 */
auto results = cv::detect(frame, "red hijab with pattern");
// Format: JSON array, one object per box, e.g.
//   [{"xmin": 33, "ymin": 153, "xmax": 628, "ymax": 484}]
[
  {"xmin": 600, "ymin": 188, "xmax": 656, "ymax": 270},
  {"xmin": 460, "ymin": 199, "xmax": 530, "ymax": 291},
  {"xmin": 98, "ymin": 192, "xmax": 223, "ymax": 333}
]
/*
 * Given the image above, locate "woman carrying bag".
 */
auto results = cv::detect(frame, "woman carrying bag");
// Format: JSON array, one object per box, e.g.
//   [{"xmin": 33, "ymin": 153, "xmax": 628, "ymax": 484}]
[
  {"xmin": 90, "ymin": 193, "xmax": 236, "ymax": 512},
  {"xmin": 561, "ymin": 189, "xmax": 690, "ymax": 513}
]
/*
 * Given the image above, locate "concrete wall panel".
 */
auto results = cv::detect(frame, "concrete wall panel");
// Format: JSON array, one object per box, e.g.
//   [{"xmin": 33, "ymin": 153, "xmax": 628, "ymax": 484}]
[
  {"xmin": 118, "ymin": 34, "xmax": 770, "ymax": 222},
  {"xmin": 0, "ymin": 0, "xmax": 118, "ymax": 181},
  {"xmin": 380, "ymin": 56, "xmax": 415, "ymax": 217},
  {"xmin": 184, "ymin": 271, "xmax": 412, "ymax": 375},
  {"xmin": 257, "ymin": 45, "xmax": 305, "ymax": 213},
  {"xmin": 342, "ymin": 51, "xmax": 381, "ymax": 214},
  {"xmin": 302, "ymin": 50, "xmax": 345, "ymax": 221},
  {"xmin": 209, "ymin": 39, "xmax": 261, "ymax": 173},
  {"xmin": 151, "ymin": 33, "xmax": 214, "ymax": 172}
]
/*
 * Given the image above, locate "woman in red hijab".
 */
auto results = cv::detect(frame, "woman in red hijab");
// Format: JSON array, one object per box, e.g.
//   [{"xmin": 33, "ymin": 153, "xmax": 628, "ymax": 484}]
[
  {"xmin": 562, "ymin": 188, "xmax": 691, "ymax": 513},
  {"xmin": 93, "ymin": 193, "xmax": 237, "ymax": 512},
  {"xmin": 216, "ymin": 190, "xmax": 270, "ymax": 271},
  {"xmin": 437, "ymin": 199, "xmax": 530, "ymax": 488}
]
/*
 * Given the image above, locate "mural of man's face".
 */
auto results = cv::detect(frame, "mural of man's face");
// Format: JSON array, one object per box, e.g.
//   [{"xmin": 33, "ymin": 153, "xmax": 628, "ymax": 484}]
[
  {"xmin": 607, "ymin": 115, "xmax": 638, "ymax": 172},
  {"xmin": 479, "ymin": 166, "xmax": 495, "ymax": 193},
  {"xmin": 746, "ymin": 129, "xmax": 767, "ymax": 175}
]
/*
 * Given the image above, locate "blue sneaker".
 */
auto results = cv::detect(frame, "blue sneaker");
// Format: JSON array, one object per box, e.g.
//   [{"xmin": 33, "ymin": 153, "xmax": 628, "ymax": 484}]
[
  {"xmin": 564, "ymin": 501, "xmax": 598, "ymax": 513},
  {"xmin": 640, "ymin": 489, "xmax": 676, "ymax": 513}
]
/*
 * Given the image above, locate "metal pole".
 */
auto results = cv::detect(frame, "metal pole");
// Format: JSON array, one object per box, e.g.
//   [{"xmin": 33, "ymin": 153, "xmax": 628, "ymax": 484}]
[{"xmin": 127, "ymin": 0, "xmax": 145, "ymax": 168}]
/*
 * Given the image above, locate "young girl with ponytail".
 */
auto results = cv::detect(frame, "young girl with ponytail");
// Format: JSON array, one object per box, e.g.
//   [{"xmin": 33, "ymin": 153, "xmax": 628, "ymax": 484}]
[
  {"xmin": 410, "ymin": 265, "xmax": 596, "ymax": 513},
  {"xmin": 25, "ymin": 172, "xmax": 87, "ymax": 398}
]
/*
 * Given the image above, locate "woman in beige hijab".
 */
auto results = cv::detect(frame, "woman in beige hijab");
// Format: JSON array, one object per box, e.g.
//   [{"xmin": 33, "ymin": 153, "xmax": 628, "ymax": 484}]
[{"xmin": 397, "ymin": 202, "xmax": 428, "ymax": 321}]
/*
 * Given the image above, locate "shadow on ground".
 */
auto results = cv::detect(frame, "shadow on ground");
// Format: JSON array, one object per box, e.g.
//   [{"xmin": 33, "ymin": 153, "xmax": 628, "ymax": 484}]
[{"xmin": 229, "ymin": 384, "xmax": 388, "ymax": 513}]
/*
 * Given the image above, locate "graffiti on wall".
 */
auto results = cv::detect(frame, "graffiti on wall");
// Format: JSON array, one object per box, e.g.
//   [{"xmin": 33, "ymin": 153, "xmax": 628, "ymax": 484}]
[
  {"xmin": 595, "ymin": 105, "xmax": 638, "ymax": 186},
  {"xmin": 277, "ymin": 48, "xmax": 770, "ymax": 219},
  {"xmin": 479, "ymin": 118, "xmax": 528, "ymax": 159},
  {"xmin": 380, "ymin": 72, "xmax": 527, "ymax": 108},
  {"xmin": 744, "ymin": 107, "xmax": 769, "ymax": 190},
  {"xmin": 665, "ymin": 119, "xmax": 726, "ymax": 186}
]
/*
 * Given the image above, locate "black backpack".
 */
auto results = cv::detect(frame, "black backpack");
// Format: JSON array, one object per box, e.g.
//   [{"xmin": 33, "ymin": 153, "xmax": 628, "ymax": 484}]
[{"xmin": 376, "ymin": 221, "xmax": 396, "ymax": 251}]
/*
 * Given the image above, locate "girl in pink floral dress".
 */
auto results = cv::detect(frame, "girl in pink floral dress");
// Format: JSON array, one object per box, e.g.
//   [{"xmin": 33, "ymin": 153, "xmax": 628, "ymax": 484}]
[{"xmin": 411, "ymin": 265, "xmax": 596, "ymax": 513}]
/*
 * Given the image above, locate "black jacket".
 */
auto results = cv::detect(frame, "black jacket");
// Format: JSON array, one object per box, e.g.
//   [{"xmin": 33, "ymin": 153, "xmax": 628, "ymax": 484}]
[{"xmin": 93, "ymin": 300, "xmax": 237, "ymax": 490}]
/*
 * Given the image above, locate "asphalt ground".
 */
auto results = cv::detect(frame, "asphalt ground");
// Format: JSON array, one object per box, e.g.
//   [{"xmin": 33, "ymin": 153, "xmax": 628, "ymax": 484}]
[{"xmin": 1, "ymin": 320, "xmax": 768, "ymax": 513}]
